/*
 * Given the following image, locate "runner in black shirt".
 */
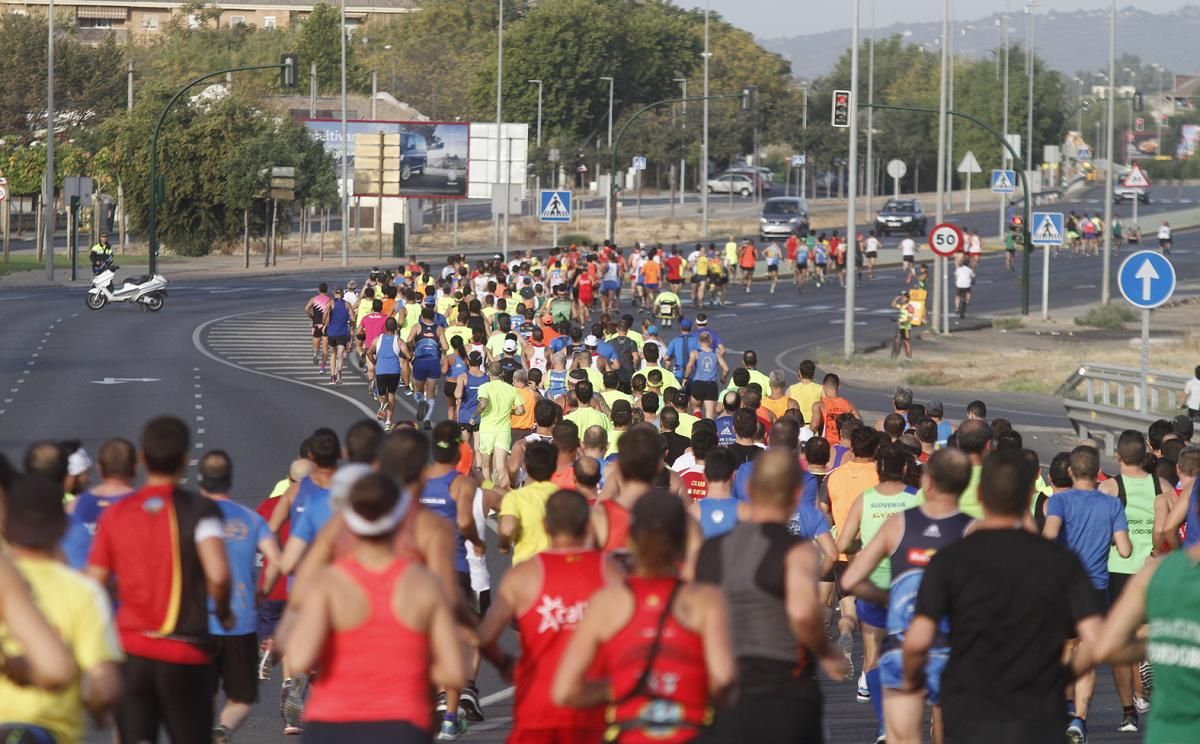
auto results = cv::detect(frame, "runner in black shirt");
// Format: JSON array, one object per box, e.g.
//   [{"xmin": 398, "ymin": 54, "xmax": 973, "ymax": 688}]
[{"xmin": 903, "ymin": 450, "xmax": 1103, "ymax": 744}]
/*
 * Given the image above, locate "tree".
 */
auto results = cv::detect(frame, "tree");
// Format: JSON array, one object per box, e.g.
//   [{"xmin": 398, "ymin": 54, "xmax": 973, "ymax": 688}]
[{"xmin": 298, "ymin": 3, "xmax": 367, "ymax": 96}]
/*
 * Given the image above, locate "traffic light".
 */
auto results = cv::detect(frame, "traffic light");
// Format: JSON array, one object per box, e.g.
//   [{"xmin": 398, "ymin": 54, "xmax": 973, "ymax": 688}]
[
  {"xmin": 832, "ymin": 89, "xmax": 851, "ymax": 128},
  {"xmin": 741, "ymin": 86, "xmax": 756, "ymax": 111},
  {"xmin": 1132, "ymin": 93, "xmax": 1144, "ymax": 112},
  {"xmin": 280, "ymin": 54, "xmax": 298, "ymax": 88}
]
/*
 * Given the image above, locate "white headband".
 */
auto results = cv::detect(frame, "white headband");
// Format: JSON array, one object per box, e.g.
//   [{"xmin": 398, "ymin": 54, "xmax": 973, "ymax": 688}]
[{"xmin": 342, "ymin": 487, "xmax": 412, "ymax": 537}]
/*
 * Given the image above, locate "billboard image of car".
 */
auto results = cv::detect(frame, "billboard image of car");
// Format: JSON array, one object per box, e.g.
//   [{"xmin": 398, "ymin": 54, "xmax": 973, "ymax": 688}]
[{"xmin": 304, "ymin": 119, "xmax": 469, "ymax": 198}]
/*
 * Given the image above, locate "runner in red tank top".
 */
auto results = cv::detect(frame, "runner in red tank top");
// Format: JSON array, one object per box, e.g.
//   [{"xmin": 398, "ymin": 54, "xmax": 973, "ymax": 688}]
[
  {"xmin": 553, "ymin": 491, "xmax": 735, "ymax": 744},
  {"xmin": 809, "ymin": 373, "xmax": 860, "ymax": 447},
  {"xmin": 282, "ymin": 473, "xmax": 465, "ymax": 744},
  {"xmin": 479, "ymin": 490, "xmax": 620, "ymax": 743}
]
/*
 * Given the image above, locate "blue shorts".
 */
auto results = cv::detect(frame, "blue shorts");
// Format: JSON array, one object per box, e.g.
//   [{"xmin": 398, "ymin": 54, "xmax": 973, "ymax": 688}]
[
  {"xmin": 856, "ymin": 598, "xmax": 888, "ymax": 629},
  {"xmin": 412, "ymin": 357, "xmax": 440, "ymax": 382},
  {"xmin": 879, "ymin": 647, "xmax": 949, "ymax": 705},
  {"xmin": 257, "ymin": 599, "xmax": 286, "ymax": 641},
  {"xmin": 644, "ymin": 283, "xmax": 659, "ymax": 293},
  {"xmin": 600, "ymin": 280, "xmax": 620, "ymax": 294}
]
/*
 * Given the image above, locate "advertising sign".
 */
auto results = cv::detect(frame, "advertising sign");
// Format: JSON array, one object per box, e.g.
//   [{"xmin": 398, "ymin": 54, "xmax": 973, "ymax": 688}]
[
  {"xmin": 304, "ymin": 119, "xmax": 470, "ymax": 198},
  {"xmin": 1178, "ymin": 124, "xmax": 1200, "ymax": 160}
]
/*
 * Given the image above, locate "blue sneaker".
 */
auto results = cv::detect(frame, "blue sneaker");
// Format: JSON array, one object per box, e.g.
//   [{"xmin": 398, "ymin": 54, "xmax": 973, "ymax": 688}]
[
  {"xmin": 1067, "ymin": 717, "xmax": 1087, "ymax": 743},
  {"xmin": 436, "ymin": 715, "xmax": 466, "ymax": 741}
]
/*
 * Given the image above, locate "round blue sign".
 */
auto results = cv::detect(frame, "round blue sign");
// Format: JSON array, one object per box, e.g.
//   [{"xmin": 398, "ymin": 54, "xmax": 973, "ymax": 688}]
[{"xmin": 1117, "ymin": 250, "xmax": 1176, "ymax": 309}]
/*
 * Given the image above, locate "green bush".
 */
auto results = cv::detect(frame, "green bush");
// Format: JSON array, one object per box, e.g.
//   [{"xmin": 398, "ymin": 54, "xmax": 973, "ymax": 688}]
[
  {"xmin": 1074, "ymin": 304, "xmax": 1136, "ymax": 329},
  {"xmin": 991, "ymin": 316, "xmax": 1023, "ymax": 330},
  {"xmin": 557, "ymin": 233, "xmax": 592, "ymax": 247}
]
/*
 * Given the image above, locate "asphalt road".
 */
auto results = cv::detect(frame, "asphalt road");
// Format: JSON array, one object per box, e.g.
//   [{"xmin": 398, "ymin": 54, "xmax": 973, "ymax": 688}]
[{"xmin": 1, "ymin": 214, "xmax": 1190, "ymax": 742}]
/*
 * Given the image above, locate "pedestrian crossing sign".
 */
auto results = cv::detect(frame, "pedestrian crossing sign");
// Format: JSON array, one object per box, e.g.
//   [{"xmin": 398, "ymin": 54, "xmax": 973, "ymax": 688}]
[
  {"xmin": 539, "ymin": 190, "xmax": 572, "ymax": 223},
  {"xmin": 991, "ymin": 169, "xmax": 1017, "ymax": 194},
  {"xmin": 1030, "ymin": 212, "xmax": 1065, "ymax": 247}
]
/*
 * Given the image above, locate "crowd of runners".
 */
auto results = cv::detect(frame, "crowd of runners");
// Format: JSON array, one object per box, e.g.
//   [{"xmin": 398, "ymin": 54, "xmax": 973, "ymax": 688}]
[{"xmin": 1, "ymin": 246, "xmax": 1199, "ymax": 744}]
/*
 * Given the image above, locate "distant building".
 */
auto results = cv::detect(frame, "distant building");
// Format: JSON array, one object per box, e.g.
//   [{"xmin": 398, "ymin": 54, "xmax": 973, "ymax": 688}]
[{"xmin": 0, "ymin": 0, "xmax": 419, "ymax": 43}]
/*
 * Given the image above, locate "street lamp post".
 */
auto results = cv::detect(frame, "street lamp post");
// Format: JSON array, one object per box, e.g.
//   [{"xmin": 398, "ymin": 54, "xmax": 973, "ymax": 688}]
[
  {"xmin": 43, "ymin": 0, "xmax": 55, "ymax": 280},
  {"xmin": 1151, "ymin": 63, "xmax": 1164, "ymax": 149},
  {"xmin": 1123, "ymin": 67, "xmax": 1137, "ymax": 166},
  {"xmin": 674, "ymin": 77, "xmax": 687, "ymax": 205},
  {"xmin": 495, "ymin": 0, "xmax": 509, "ymax": 260},
  {"xmin": 1101, "ymin": 0, "xmax": 1116, "ymax": 304},
  {"xmin": 865, "ymin": 0, "xmax": 875, "ymax": 221},
  {"xmin": 800, "ymin": 83, "xmax": 808, "ymax": 199},
  {"xmin": 844, "ymin": 0, "xmax": 860, "ymax": 358},
  {"xmin": 601, "ymin": 75, "xmax": 614, "ymax": 241},
  {"xmin": 999, "ymin": 1, "xmax": 1010, "ymax": 239},
  {"xmin": 702, "ymin": 0, "xmax": 710, "ymax": 239},
  {"xmin": 933, "ymin": 0, "xmax": 949, "ymax": 335},
  {"xmin": 339, "ymin": 0, "xmax": 348, "ymax": 266},
  {"xmin": 528, "ymin": 78, "xmax": 542, "ymax": 216},
  {"xmin": 1025, "ymin": 1, "xmax": 1037, "ymax": 197}
]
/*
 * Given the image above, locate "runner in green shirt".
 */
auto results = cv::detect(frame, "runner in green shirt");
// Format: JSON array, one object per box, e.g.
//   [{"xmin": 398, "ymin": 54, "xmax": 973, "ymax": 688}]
[{"xmin": 476, "ymin": 360, "xmax": 525, "ymax": 489}]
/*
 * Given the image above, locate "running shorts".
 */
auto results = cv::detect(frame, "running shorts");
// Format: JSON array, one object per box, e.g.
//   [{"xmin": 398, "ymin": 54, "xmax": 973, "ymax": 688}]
[
  {"xmin": 1109, "ymin": 572, "xmax": 1134, "ymax": 603},
  {"xmin": 741, "ymin": 265, "xmax": 756, "ymax": 275},
  {"xmin": 376, "ymin": 374, "xmax": 401, "ymax": 396},
  {"xmin": 328, "ymin": 335, "xmax": 351, "ymax": 349},
  {"xmin": 507, "ymin": 727, "xmax": 605, "ymax": 744},
  {"xmin": 902, "ymin": 255, "xmax": 914, "ymax": 264},
  {"xmin": 456, "ymin": 571, "xmax": 493, "ymax": 619},
  {"xmin": 0, "ymin": 726, "xmax": 56, "ymax": 744},
  {"xmin": 690, "ymin": 380, "xmax": 719, "ymax": 402},
  {"xmin": 600, "ymin": 280, "xmax": 620, "ymax": 294},
  {"xmin": 856, "ymin": 598, "xmax": 888, "ymax": 629},
  {"xmin": 820, "ymin": 559, "xmax": 848, "ymax": 585},
  {"xmin": 412, "ymin": 357, "xmax": 440, "ymax": 383},
  {"xmin": 879, "ymin": 647, "xmax": 949, "ymax": 705},
  {"xmin": 691, "ymin": 275, "xmax": 706, "ymax": 284},
  {"xmin": 443, "ymin": 381, "xmax": 458, "ymax": 399},
  {"xmin": 644, "ymin": 283, "xmax": 659, "ymax": 293},
  {"xmin": 897, "ymin": 328, "xmax": 911, "ymax": 341},
  {"xmin": 312, "ymin": 323, "xmax": 325, "ymax": 339},
  {"xmin": 477, "ymin": 426, "xmax": 512, "ymax": 455},
  {"xmin": 116, "ymin": 654, "xmax": 217, "ymax": 744},
  {"xmin": 257, "ymin": 598, "xmax": 286, "ymax": 641},
  {"xmin": 303, "ymin": 721, "xmax": 431, "ymax": 744},
  {"xmin": 767, "ymin": 264, "xmax": 779, "ymax": 274},
  {"xmin": 212, "ymin": 633, "xmax": 259, "ymax": 704}
]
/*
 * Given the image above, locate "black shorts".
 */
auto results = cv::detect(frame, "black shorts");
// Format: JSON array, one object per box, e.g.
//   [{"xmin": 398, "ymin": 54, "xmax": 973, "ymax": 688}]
[
  {"xmin": 820, "ymin": 559, "xmax": 848, "ymax": 585},
  {"xmin": 1091, "ymin": 587, "xmax": 1111, "ymax": 613},
  {"xmin": 376, "ymin": 374, "xmax": 401, "ymax": 396},
  {"xmin": 1109, "ymin": 572, "xmax": 1134, "ymax": 603},
  {"xmin": 956, "ymin": 287, "xmax": 971, "ymax": 299},
  {"xmin": 691, "ymin": 275, "xmax": 706, "ymax": 284},
  {"xmin": 896, "ymin": 327, "xmax": 911, "ymax": 341},
  {"xmin": 741, "ymin": 266, "xmax": 755, "ymax": 275},
  {"xmin": 865, "ymin": 252, "xmax": 877, "ymax": 261},
  {"xmin": 303, "ymin": 721, "xmax": 431, "ymax": 744},
  {"xmin": 511, "ymin": 427, "xmax": 532, "ymax": 443},
  {"xmin": 116, "ymin": 654, "xmax": 217, "ymax": 744},
  {"xmin": 691, "ymin": 380, "xmax": 719, "ymax": 402},
  {"xmin": 257, "ymin": 598, "xmax": 286, "ymax": 640},
  {"xmin": 701, "ymin": 674, "xmax": 822, "ymax": 744},
  {"xmin": 212, "ymin": 632, "xmax": 259, "ymax": 704},
  {"xmin": 444, "ymin": 381, "xmax": 459, "ymax": 399},
  {"xmin": 329, "ymin": 335, "xmax": 351, "ymax": 348},
  {"xmin": 312, "ymin": 323, "xmax": 325, "ymax": 339},
  {"xmin": 767, "ymin": 265, "xmax": 779, "ymax": 275},
  {"xmin": 903, "ymin": 255, "xmax": 915, "ymax": 264},
  {"xmin": 456, "ymin": 571, "xmax": 492, "ymax": 619}
]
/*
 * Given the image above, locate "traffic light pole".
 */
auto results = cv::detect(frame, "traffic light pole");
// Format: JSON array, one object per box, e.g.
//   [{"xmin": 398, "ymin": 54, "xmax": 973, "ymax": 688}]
[
  {"xmin": 148, "ymin": 62, "xmax": 291, "ymax": 275},
  {"xmin": 608, "ymin": 93, "xmax": 745, "ymax": 246},
  {"xmin": 865, "ymin": 102, "xmax": 1033, "ymax": 315}
]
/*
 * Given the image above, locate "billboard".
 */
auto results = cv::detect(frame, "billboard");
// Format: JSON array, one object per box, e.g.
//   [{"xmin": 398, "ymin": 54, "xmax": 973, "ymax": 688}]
[
  {"xmin": 304, "ymin": 119, "xmax": 469, "ymax": 198},
  {"xmin": 1124, "ymin": 130, "xmax": 1161, "ymax": 161},
  {"xmin": 1178, "ymin": 124, "xmax": 1200, "ymax": 160}
]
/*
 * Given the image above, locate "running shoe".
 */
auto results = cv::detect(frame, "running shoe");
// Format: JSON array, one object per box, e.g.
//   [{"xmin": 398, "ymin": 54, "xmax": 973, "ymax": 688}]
[
  {"xmin": 1066, "ymin": 717, "xmax": 1087, "ymax": 744},
  {"xmin": 435, "ymin": 717, "xmax": 466, "ymax": 741},
  {"xmin": 257, "ymin": 639, "xmax": 274, "ymax": 680},
  {"xmin": 319, "ymin": 364, "xmax": 326, "ymax": 374},
  {"xmin": 1117, "ymin": 713, "xmax": 1139, "ymax": 733},
  {"xmin": 856, "ymin": 671, "xmax": 871, "ymax": 703},
  {"xmin": 376, "ymin": 401, "xmax": 387, "ymax": 421},
  {"xmin": 423, "ymin": 419, "xmax": 432, "ymax": 430},
  {"xmin": 1139, "ymin": 660, "xmax": 1154, "ymax": 700},
  {"xmin": 837, "ymin": 633, "xmax": 855, "ymax": 679},
  {"xmin": 311, "ymin": 353, "xmax": 319, "ymax": 365},
  {"xmin": 329, "ymin": 375, "xmax": 337, "ymax": 385},
  {"xmin": 1134, "ymin": 696, "xmax": 1150, "ymax": 715},
  {"xmin": 460, "ymin": 684, "xmax": 485, "ymax": 722},
  {"xmin": 873, "ymin": 727, "xmax": 886, "ymax": 744},
  {"xmin": 416, "ymin": 400, "xmax": 429, "ymax": 421},
  {"xmin": 435, "ymin": 690, "xmax": 448, "ymax": 715},
  {"xmin": 281, "ymin": 676, "xmax": 308, "ymax": 735},
  {"xmin": 212, "ymin": 725, "xmax": 232, "ymax": 744}
]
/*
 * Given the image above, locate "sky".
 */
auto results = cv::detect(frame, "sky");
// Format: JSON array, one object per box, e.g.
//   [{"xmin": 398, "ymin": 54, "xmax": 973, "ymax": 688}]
[{"xmin": 689, "ymin": 0, "xmax": 1192, "ymax": 38}]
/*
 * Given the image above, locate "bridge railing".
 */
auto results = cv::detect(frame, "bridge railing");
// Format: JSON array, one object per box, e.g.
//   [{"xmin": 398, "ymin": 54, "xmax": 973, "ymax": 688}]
[{"xmin": 1057, "ymin": 363, "xmax": 1191, "ymax": 452}]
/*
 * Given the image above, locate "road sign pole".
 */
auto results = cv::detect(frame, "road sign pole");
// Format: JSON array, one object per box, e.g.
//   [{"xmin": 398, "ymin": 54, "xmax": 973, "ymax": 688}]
[
  {"xmin": 69, "ymin": 196, "xmax": 78, "ymax": 282},
  {"xmin": 552, "ymin": 222, "xmax": 558, "ymax": 248},
  {"xmin": 1132, "ymin": 191, "xmax": 1138, "ymax": 229},
  {"xmin": 1140, "ymin": 308, "xmax": 1150, "ymax": 413},
  {"xmin": 1042, "ymin": 243, "xmax": 1050, "ymax": 320},
  {"xmin": 965, "ymin": 170, "xmax": 971, "ymax": 212}
]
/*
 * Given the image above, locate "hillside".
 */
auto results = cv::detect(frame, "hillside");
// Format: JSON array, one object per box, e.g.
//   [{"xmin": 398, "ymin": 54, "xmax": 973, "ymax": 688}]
[{"xmin": 764, "ymin": 5, "xmax": 1200, "ymax": 80}]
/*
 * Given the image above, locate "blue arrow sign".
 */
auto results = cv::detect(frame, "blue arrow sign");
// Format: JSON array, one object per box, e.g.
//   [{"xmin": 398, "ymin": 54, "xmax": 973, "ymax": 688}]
[
  {"xmin": 1118, "ymin": 250, "xmax": 1176, "ymax": 309},
  {"xmin": 538, "ymin": 190, "xmax": 572, "ymax": 223},
  {"xmin": 991, "ymin": 169, "xmax": 1017, "ymax": 193}
]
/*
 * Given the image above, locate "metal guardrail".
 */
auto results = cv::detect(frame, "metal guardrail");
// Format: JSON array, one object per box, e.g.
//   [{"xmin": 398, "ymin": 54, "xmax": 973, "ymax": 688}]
[{"xmin": 1058, "ymin": 363, "xmax": 1191, "ymax": 452}]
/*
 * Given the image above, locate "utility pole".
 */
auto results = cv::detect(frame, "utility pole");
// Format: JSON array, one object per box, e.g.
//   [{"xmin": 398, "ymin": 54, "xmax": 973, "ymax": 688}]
[
  {"xmin": 999, "ymin": 0, "xmax": 1010, "ymax": 238},
  {"xmin": 43, "ymin": 0, "xmax": 55, "ymax": 281},
  {"xmin": 1101, "ymin": 0, "xmax": 1116, "ymax": 304},
  {"xmin": 701, "ymin": 0, "xmax": 710, "ymax": 239},
  {"xmin": 933, "ymin": 0, "xmax": 949, "ymax": 334},
  {"xmin": 675, "ymin": 77, "xmax": 687, "ymax": 206},
  {"xmin": 495, "ymin": 0, "xmax": 506, "ymax": 259},
  {"xmin": 339, "ymin": 0, "xmax": 349, "ymax": 266},
  {"xmin": 844, "ymin": 0, "xmax": 860, "ymax": 358},
  {"xmin": 801, "ymin": 84, "xmax": 808, "ymax": 198},
  {"xmin": 865, "ymin": 0, "xmax": 876, "ymax": 220}
]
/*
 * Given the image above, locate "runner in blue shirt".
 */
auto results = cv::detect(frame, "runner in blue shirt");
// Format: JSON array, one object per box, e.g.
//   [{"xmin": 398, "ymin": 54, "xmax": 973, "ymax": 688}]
[
  {"xmin": 61, "ymin": 438, "xmax": 137, "ymax": 570},
  {"xmin": 664, "ymin": 318, "xmax": 697, "ymax": 382},
  {"xmin": 1042, "ymin": 445, "xmax": 1132, "ymax": 742},
  {"xmin": 198, "ymin": 451, "xmax": 284, "ymax": 742}
]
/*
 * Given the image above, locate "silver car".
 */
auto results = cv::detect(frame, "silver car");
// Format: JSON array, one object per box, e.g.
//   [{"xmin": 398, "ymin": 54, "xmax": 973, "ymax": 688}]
[{"xmin": 760, "ymin": 197, "xmax": 809, "ymax": 239}]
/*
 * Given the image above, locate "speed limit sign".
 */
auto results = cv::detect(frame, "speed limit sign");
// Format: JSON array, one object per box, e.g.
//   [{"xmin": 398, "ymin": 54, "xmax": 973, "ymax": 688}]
[{"xmin": 928, "ymin": 222, "xmax": 963, "ymax": 257}]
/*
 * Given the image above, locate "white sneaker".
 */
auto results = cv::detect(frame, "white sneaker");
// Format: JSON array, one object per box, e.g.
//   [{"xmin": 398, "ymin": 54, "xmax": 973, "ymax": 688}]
[
  {"xmin": 856, "ymin": 671, "xmax": 871, "ymax": 703},
  {"xmin": 1134, "ymin": 696, "xmax": 1150, "ymax": 715}
]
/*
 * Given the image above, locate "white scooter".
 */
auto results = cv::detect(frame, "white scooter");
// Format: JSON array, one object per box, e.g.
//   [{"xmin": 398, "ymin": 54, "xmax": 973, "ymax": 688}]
[{"xmin": 86, "ymin": 257, "xmax": 168, "ymax": 311}]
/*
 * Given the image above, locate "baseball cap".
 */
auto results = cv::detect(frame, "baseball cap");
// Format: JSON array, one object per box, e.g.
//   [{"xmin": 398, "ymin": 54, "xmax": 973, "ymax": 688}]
[
  {"xmin": 423, "ymin": 296, "xmax": 436, "ymax": 306},
  {"xmin": 584, "ymin": 334, "xmax": 599, "ymax": 347},
  {"xmin": 67, "ymin": 447, "xmax": 93, "ymax": 477},
  {"xmin": 647, "ymin": 325, "xmax": 659, "ymax": 335},
  {"xmin": 502, "ymin": 338, "xmax": 518, "ymax": 353},
  {"xmin": 520, "ymin": 287, "xmax": 535, "ymax": 299},
  {"xmin": 927, "ymin": 400, "xmax": 945, "ymax": 416},
  {"xmin": 347, "ymin": 280, "xmax": 358, "ymax": 290},
  {"xmin": 679, "ymin": 318, "xmax": 693, "ymax": 331}
]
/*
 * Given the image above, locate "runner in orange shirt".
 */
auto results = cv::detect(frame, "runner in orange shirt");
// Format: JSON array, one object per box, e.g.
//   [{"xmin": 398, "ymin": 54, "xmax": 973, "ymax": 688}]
[{"xmin": 738, "ymin": 239, "xmax": 758, "ymax": 293}]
